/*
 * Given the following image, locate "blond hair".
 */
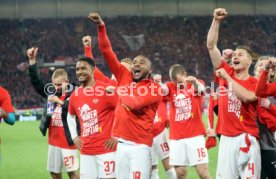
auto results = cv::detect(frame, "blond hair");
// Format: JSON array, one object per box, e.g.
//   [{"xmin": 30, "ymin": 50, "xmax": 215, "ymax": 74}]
[
  {"xmin": 52, "ymin": 68, "xmax": 68, "ymax": 80},
  {"xmin": 169, "ymin": 64, "xmax": 187, "ymax": 81},
  {"xmin": 121, "ymin": 58, "xmax": 132, "ymax": 65}
]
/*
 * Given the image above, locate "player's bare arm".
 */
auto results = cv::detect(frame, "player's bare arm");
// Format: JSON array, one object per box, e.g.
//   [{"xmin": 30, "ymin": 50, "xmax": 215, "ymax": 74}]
[
  {"xmin": 216, "ymin": 68, "xmax": 257, "ymax": 103},
  {"xmin": 207, "ymin": 8, "xmax": 227, "ymax": 69},
  {"xmin": 73, "ymin": 136, "xmax": 82, "ymax": 150},
  {"xmin": 48, "ymin": 96, "xmax": 64, "ymax": 105}
]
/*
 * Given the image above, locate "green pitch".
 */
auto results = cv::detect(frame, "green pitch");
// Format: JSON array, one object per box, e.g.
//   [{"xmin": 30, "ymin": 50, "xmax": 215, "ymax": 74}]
[{"xmin": 0, "ymin": 119, "xmax": 218, "ymax": 179}]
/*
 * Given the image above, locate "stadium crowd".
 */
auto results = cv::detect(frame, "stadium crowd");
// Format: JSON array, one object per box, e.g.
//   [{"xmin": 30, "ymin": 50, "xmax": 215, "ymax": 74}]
[
  {"xmin": 1, "ymin": 8, "xmax": 276, "ymax": 179},
  {"xmin": 0, "ymin": 15, "xmax": 275, "ymax": 108}
]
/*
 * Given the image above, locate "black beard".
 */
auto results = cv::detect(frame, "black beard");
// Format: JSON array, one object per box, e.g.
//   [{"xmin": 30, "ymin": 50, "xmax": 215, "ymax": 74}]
[{"xmin": 132, "ymin": 73, "xmax": 150, "ymax": 83}]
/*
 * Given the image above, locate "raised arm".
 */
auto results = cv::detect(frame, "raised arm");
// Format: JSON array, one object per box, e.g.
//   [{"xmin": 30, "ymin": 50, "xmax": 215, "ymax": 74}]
[
  {"xmin": 27, "ymin": 47, "xmax": 48, "ymax": 98},
  {"xmin": 255, "ymin": 58, "xmax": 276, "ymax": 97},
  {"xmin": 83, "ymin": 36, "xmax": 116, "ymax": 85},
  {"xmin": 88, "ymin": 13, "xmax": 126, "ymax": 80},
  {"xmin": 207, "ymin": 8, "xmax": 228, "ymax": 69}
]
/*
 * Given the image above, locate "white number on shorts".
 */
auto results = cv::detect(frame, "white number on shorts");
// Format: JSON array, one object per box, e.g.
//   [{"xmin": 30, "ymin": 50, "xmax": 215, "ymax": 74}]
[
  {"xmin": 248, "ymin": 163, "xmax": 255, "ymax": 175},
  {"xmin": 197, "ymin": 148, "xmax": 206, "ymax": 158},
  {"xmin": 133, "ymin": 171, "xmax": 141, "ymax": 179},
  {"xmin": 64, "ymin": 155, "xmax": 74, "ymax": 168},
  {"xmin": 160, "ymin": 142, "xmax": 169, "ymax": 152},
  {"xmin": 104, "ymin": 161, "xmax": 115, "ymax": 172}
]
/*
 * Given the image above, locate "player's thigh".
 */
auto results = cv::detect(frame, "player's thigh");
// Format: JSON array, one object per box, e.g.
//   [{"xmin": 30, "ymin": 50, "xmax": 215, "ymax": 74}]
[
  {"xmin": 216, "ymin": 135, "xmax": 240, "ymax": 179},
  {"xmin": 80, "ymin": 154, "xmax": 97, "ymax": 179},
  {"xmin": 129, "ymin": 145, "xmax": 152, "ymax": 179},
  {"xmin": 97, "ymin": 152, "xmax": 116, "ymax": 179},
  {"xmin": 115, "ymin": 142, "xmax": 130, "ymax": 179},
  {"xmin": 61, "ymin": 148, "xmax": 79, "ymax": 172},
  {"xmin": 240, "ymin": 135, "xmax": 261, "ymax": 179},
  {"xmin": 151, "ymin": 146, "xmax": 158, "ymax": 166},
  {"xmin": 154, "ymin": 129, "xmax": 170, "ymax": 161},
  {"xmin": 47, "ymin": 145, "xmax": 62, "ymax": 173},
  {"xmin": 186, "ymin": 135, "xmax": 209, "ymax": 166},
  {"xmin": 169, "ymin": 139, "xmax": 188, "ymax": 166}
]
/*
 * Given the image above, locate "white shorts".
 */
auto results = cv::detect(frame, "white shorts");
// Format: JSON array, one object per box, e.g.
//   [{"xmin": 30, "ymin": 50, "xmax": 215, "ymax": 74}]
[
  {"xmin": 80, "ymin": 152, "xmax": 116, "ymax": 179},
  {"xmin": 47, "ymin": 145, "xmax": 79, "ymax": 173},
  {"xmin": 216, "ymin": 134, "xmax": 261, "ymax": 179},
  {"xmin": 151, "ymin": 129, "xmax": 170, "ymax": 165},
  {"xmin": 169, "ymin": 135, "xmax": 208, "ymax": 166},
  {"xmin": 116, "ymin": 139, "xmax": 152, "ymax": 179}
]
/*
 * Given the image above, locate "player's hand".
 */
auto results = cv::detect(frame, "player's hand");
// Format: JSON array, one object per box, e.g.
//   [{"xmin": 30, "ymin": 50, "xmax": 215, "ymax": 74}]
[
  {"xmin": 105, "ymin": 86, "xmax": 116, "ymax": 93},
  {"xmin": 153, "ymin": 74, "xmax": 162, "ymax": 83},
  {"xmin": 206, "ymin": 128, "xmax": 217, "ymax": 137},
  {"xmin": 265, "ymin": 57, "xmax": 276, "ymax": 71},
  {"xmin": 27, "ymin": 47, "xmax": 38, "ymax": 65},
  {"xmin": 216, "ymin": 68, "xmax": 229, "ymax": 80},
  {"xmin": 104, "ymin": 137, "xmax": 118, "ymax": 150},
  {"xmin": 185, "ymin": 76, "xmax": 197, "ymax": 84},
  {"xmin": 88, "ymin": 13, "xmax": 103, "ymax": 25},
  {"xmin": 259, "ymin": 98, "xmax": 271, "ymax": 109},
  {"xmin": 222, "ymin": 49, "xmax": 234, "ymax": 62},
  {"xmin": 48, "ymin": 95, "xmax": 64, "ymax": 105},
  {"xmin": 73, "ymin": 136, "xmax": 83, "ymax": 150},
  {"xmin": 82, "ymin": 36, "xmax": 92, "ymax": 46},
  {"xmin": 213, "ymin": 8, "xmax": 227, "ymax": 21}
]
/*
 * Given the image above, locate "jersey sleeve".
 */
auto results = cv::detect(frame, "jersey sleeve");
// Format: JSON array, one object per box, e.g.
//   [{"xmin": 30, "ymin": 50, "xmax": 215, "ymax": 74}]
[
  {"xmin": 68, "ymin": 93, "xmax": 76, "ymax": 115},
  {"xmin": 98, "ymin": 23, "xmax": 128, "ymax": 81},
  {"xmin": 256, "ymin": 70, "xmax": 276, "ymax": 97},
  {"xmin": 0, "ymin": 88, "xmax": 14, "ymax": 113},
  {"xmin": 269, "ymin": 104, "xmax": 276, "ymax": 116},
  {"xmin": 119, "ymin": 84, "xmax": 162, "ymax": 110},
  {"xmin": 84, "ymin": 45, "xmax": 116, "ymax": 85}
]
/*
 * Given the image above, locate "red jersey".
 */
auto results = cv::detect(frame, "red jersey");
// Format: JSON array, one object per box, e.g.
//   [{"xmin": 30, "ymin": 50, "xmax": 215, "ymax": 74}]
[
  {"xmin": 166, "ymin": 81, "xmax": 206, "ymax": 140},
  {"xmin": 68, "ymin": 81, "xmax": 117, "ymax": 155},
  {"xmin": 98, "ymin": 23, "xmax": 161, "ymax": 146},
  {"xmin": 269, "ymin": 104, "xmax": 276, "ymax": 115},
  {"xmin": 216, "ymin": 61, "xmax": 259, "ymax": 138},
  {"xmin": 255, "ymin": 70, "xmax": 276, "ymax": 98},
  {"xmin": 152, "ymin": 97, "xmax": 169, "ymax": 137},
  {"xmin": 257, "ymin": 102, "xmax": 276, "ymax": 132},
  {"xmin": 48, "ymin": 95, "xmax": 76, "ymax": 149},
  {"xmin": 0, "ymin": 86, "xmax": 14, "ymax": 122}
]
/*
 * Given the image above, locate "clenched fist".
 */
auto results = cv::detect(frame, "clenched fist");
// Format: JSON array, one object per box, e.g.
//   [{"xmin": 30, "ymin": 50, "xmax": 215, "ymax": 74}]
[
  {"xmin": 185, "ymin": 76, "xmax": 197, "ymax": 84},
  {"xmin": 82, "ymin": 35, "xmax": 92, "ymax": 46},
  {"xmin": 213, "ymin": 8, "xmax": 227, "ymax": 21},
  {"xmin": 88, "ymin": 13, "xmax": 103, "ymax": 25},
  {"xmin": 26, "ymin": 47, "xmax": 38, "ymax": 65},
  {"xmin": 222, "ymin": 49, "xmax": 234, "ymax": 62}
]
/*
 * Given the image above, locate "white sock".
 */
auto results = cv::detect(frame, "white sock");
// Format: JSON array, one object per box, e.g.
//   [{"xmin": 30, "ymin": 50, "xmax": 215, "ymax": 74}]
[
  {"xmin": 166, "ymin": 167, "xmax": 177, "ymax": 179},
  {"xmin": 151, "ymin": 168, "xmax": 159, "ymax": 179}
]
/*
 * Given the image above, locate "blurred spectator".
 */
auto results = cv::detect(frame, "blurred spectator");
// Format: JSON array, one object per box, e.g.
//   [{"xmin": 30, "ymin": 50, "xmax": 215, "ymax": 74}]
[{"xmin": 0, "ymin": 16, "xmax": 275, "ymax": 108}]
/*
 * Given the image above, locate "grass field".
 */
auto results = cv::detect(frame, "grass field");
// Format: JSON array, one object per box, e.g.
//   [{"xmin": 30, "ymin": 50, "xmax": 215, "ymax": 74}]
[{"xmin": 0, "ymin": 119, "xmax": 218, "ymax": 179}]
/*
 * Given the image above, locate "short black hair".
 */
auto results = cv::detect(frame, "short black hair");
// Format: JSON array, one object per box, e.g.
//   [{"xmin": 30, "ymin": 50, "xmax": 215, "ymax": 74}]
[{"xmin": 78, "ymin": 57, "xmax": 95, "ymax": 68}]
